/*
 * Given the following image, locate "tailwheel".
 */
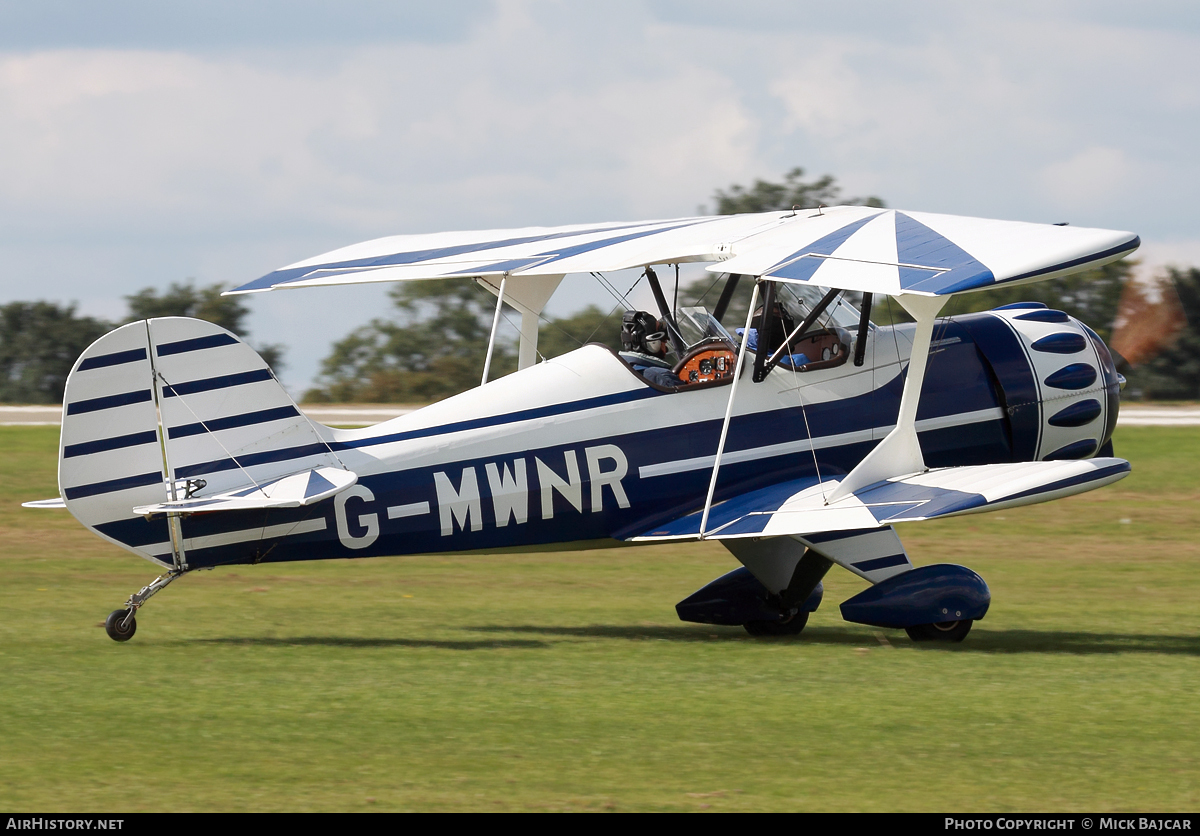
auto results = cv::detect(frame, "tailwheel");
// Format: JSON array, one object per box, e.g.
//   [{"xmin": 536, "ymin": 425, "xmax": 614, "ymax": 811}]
[
  {"xmin": 905, "ymin": 620, "xmax": 972, "ymax": 643},
  {"xmin": 743, "ymin": 610, "xmax": 809, "ymax": 637},
  {"xmin": 103, "ymin": 568, "xmax": 186, "ymax": 642},
  {"xmin": 105, "ymin": 609, "xmax": 137, "ymax": 642}
]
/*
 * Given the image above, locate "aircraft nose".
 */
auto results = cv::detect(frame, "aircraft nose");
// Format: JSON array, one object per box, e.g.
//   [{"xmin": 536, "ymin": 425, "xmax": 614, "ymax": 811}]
[{"xmin": 1080, "ymin": 322, "xmax": 1121, "ymax": 453}]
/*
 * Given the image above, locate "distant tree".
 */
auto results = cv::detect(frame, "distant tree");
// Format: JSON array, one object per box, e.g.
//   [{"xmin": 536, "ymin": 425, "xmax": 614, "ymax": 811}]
[
  {"xmin": 305, "ymin": 279, "xmax": 516, "ymax": 403},
  {"xmin": 712, "ymin": 166, "xmax": 885, "ymax": 215},
  {"xmin": 1118, "ymin": 267, "xmax": 1200, "ymax": 400},
  {"xmin": 537, "ymin": 304, "xmax": 623, "ymax": 359},
  {"xmin": 690, "ymin": 168, "xmax": 887, "ymax": 327},
  {"xmin": 126, "ymin": 281, "xmax": 249, "ymax": 333},
  {"xmin": 697, "ymin": 168, "xmax": 1137, "ymax": 344},
  {"xmin": 125, "ymin": 281, "xmax": 285, "ymax": 373},
  {"xmin": 0, "ymin": 302, "xmax": 111, "ymax": 403},
  {"xmin": 941, "ymin": 260, "xmax": 1130, "ymax": 343}
]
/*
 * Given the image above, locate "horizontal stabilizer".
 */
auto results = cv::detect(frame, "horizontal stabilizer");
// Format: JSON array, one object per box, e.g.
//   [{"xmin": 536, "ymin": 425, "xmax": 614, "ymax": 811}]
[
  {"xmin": 22, "ymin": 497, "xmax": 66, "ymax": 509},
  {"xmin": 133, "ymin": 466, "xmax": 357, "ymax": 516},
  {"xmin": 628, "ymin": 458, "xmax": 1130, "ymax": 542}
]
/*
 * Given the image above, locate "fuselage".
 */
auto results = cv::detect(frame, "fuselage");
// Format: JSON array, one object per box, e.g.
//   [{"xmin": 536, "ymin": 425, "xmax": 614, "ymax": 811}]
[{"xmin": 94, "ymin": 307, "xmax": 1120, "ymax": 569}]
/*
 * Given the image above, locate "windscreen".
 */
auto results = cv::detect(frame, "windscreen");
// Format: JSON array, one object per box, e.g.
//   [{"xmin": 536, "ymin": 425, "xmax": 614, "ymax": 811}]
[
  {"xmin": 775, "ymin": 285, "xmax": 863, "ymax": 332},
  {"xmin": 676, "ymin": 306, "xmax": 737, "ymax": 349}
]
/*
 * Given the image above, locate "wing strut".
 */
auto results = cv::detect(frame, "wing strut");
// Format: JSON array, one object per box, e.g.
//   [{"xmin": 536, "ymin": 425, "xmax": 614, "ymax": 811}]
[
  {"xmin": 700, "ymin": 280, "xmax": 762, "ymax": 537},
  {"xmin": 827, "ymin": 293, "xmax": 947, "ymax": 503},
  {"xmin": 144, "ymin": 321, "xmax": 189, "ymax": 571},
  {"xmin": 476, "ymin": 274, "xmax": 564, "ymax": 371},
  {"xmin": 761, "ymin": 286, "xmax": 841, "ymax": 375},
  {"xmin": 712, "ymin": 273, "xmax": 742, "ymax": 323},
  {"xmin": 853, "ymin": 293, "xmax": 873, "ymax": 367},
  {"xmin": 481, "ymin": 275, "xmax": 507, "ymax": 385},
  {"xmin": 644, "ymin": 266, "xmax": 687, "ymax": 355}
]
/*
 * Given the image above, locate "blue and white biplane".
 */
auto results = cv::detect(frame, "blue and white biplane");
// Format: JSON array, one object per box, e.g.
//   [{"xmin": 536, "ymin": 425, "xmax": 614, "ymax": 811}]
[{"xmin": 27, "ymin": 205, "xmax": 1139, "ymax": 642}]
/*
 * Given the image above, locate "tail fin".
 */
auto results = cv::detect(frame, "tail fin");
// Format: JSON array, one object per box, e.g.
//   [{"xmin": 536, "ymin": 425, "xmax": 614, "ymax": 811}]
[{"xmin": 60, "ymin": 317, "xmax": 349, "ymax": 566}]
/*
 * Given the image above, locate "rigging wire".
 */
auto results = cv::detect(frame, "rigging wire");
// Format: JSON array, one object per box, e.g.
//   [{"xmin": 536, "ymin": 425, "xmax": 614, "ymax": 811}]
[
  {"xmin": 584, "ymin": 273, "xmax": 645, "ymax": 344},
  {"xmin": 690, "ymin": 271, "xmax": 725, "ymax": 307},
  {"xmin": 591, "ymin": 271, "xmax": 632, "ymax": 308},
  {"xmin": 884, "ymin": 295, "xmax": 906, "ymax": 394},
  {"xmin": 482, "ymin": 272, "xmax": 646, "ymax": 363},
  {"xmin": 153, "ymin": 371, "xmax": 267, "ymax": 494},
  {"xmin": 777, "ymin": 290, "xmax": 827, "ymax": 497}
]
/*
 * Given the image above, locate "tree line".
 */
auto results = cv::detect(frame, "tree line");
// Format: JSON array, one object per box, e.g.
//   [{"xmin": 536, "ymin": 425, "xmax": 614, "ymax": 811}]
[
  {"xmin": 0, "ymin": 283, "xmax": 282, "ymax": 404},
  {"xmin": 2, "ymin": 168, "xmax": 1197, "ymax": 404},
  {"xmin": 302, "ymin": 167, "xmax": 1199, "ymax": 402}
]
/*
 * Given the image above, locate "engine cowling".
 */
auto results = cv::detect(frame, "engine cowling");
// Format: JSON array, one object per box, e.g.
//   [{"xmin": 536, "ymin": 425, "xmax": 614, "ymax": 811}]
[{"xmin": 955, "ymin": 304, "xmax": 1120, "ymax": 461}]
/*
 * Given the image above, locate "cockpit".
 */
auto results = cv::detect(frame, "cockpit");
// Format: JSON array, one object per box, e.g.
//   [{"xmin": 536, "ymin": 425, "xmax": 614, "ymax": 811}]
[{"xmin": 615, "ymin": 270, "xmax": 870, "ymax": 392}]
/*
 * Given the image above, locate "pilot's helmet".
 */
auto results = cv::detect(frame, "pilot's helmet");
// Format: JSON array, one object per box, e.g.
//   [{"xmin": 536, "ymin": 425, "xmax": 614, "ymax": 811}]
[{"xmin": 621, "ymin": 310, "xmax": 667, "ymax": 355}]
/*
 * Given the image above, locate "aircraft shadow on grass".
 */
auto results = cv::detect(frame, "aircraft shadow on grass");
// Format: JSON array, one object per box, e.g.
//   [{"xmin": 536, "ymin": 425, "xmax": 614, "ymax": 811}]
[
  {"xmin": 187, "ymin": 636, "xmax": 551, "ymax": 650},
  {"xmin": 177, "ymin": 628, "xmax": 1200, "ymax": 655},
  {"xmin": 466, "ymin": 625, "xmax": 1200, "ymax": 655}
]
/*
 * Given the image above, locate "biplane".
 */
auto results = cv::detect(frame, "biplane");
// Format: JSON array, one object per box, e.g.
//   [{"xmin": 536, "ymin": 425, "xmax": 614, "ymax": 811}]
[{"xmin": 25, "ymin": 205, "xmax": 1139, "ymax": 642}]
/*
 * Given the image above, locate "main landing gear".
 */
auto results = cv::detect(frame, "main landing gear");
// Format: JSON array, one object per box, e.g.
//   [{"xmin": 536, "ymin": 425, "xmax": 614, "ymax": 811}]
[
  {"xmin": 104, "ymin": 569, "xmax": 185, "ymax": 642},
  {"xmin": 743, "ymin": 610, "xmax": 809, "ymax": 637},
  {"xmin": 905, "ymin": 620, "xmax": 973, "ymax": 643}
]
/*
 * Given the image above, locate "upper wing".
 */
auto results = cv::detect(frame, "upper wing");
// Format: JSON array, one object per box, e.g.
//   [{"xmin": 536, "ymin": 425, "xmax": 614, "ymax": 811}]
[
  {"xmin": 228, "ymin": 206, "xmax": 1138, "ymax": 298},
  {"xmin": 626, "ymin": 458, "xmax": 1131, "ymax": 542}
]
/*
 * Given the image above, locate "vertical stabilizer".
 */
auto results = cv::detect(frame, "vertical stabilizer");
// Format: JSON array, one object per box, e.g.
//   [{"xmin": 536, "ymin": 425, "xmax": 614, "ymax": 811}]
[{"xmin": 60, "ymin": 317, "xmax": 343, "ymax": 566}]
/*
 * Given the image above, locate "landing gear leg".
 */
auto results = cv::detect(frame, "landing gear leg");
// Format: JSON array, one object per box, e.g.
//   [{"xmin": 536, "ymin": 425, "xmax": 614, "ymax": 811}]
[
  {"xmin": 741, "ymin": 549, "xmax": 832, "ymax": 637},
  {"xmin": 104, "ymin": 569, "xmax": 185, "ymax": 642}
]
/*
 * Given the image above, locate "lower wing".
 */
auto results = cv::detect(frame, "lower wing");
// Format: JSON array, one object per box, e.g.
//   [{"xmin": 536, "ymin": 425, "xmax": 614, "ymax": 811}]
[{"xmin": 627, "ymin": 458, "xmax": 1130, "ymax": 542}]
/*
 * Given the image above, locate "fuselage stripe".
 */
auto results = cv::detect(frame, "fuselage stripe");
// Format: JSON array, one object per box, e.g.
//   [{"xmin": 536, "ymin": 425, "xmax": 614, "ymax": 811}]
[
  {"xmin": 131, "ymin": 519, "xmax": 329, "ymax": 557},
  {"xmin": 183, "ymin": 518, "xmax": 327, "ymax": 552},
  {"xmin": 170, "ymin": 388, "xmax": 662, "ymax": 478},
  {"xmin": 638, "ymin": 407, "xmax": 1004, "ymax": 478}
]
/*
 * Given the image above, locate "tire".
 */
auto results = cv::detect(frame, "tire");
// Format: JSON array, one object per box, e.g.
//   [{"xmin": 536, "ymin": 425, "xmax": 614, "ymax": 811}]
[
  {"xmin": 905, "ymin": 620, "xmax": 972, "ymax": 643},
  {"xmin": 105, "ymin": 609, "xmax": 137, "ymax": 642},
  {"xmin": 743, "ymin": 610, "xmax": 809, "ymax": 637}
]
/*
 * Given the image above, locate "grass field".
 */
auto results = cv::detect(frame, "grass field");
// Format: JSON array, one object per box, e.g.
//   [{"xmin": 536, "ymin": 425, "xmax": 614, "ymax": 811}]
[{"xmin": 1, "ymin": 425, "xmax": 1198, "ymax": 811}]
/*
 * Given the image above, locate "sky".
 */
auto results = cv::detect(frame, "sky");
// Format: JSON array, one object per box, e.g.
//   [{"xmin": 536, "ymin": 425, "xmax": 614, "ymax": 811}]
[{"xmin": 1, "ymin": 0, "xmax": 1197, "ymax": 394}]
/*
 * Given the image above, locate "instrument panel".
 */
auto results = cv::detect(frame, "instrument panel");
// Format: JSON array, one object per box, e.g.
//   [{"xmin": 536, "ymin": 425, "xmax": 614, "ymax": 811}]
[{"xmin": 676, "ymin": 345, "xmax": 738, "ymax": 384}]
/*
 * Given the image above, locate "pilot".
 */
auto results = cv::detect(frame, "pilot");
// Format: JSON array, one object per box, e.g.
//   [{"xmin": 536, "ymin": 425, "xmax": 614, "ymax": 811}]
[
  {"xmin": 737, "ymin": 301, "xmax": 810, "ymax": 368},
  {"xmin": 620, "ymin": 310, "xmax": 684, "ymax": 388},
  {"xmin": 737, "ymin": 325, "xmax": 811, "ymax": 369}
]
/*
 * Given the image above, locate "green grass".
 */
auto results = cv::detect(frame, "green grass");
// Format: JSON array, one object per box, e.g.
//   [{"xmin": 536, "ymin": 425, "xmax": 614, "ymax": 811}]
[{"xmin": 1, "ymin": 425, "xmax": 1198, "ymax": 811}]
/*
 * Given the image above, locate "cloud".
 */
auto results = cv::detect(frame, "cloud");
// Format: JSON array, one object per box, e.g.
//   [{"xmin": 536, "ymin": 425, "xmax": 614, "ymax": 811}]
[
  {"xmin": 1038, "ymin": 146, "xmax": 1137, "ymax": 213},
  {"xmin": 0, "ymin": 0, "xmax": 1197, "ymax": 391},
  {"xmin": 0, "ymin": 1, "xmax": 494, "ymax": 50}
]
